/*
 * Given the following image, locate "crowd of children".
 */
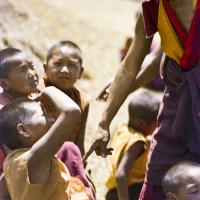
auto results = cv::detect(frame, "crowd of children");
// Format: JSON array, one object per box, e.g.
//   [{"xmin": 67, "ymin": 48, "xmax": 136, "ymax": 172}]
[
  {"xmin": 1, "ymin": 29, "xmax": 200, "ymax": 200},
  {"xmin": 0, "ymin": 45, "xmax": 94, "ymax": 200}
]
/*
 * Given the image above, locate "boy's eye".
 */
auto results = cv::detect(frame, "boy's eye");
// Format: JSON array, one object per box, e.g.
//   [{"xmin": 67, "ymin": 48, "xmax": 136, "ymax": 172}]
[
  {"xmin": 68, "ymin": 62, "xmax": 80, "ymax": 68},
  {"xmin": 29, "ymin": 63, "xmax": 35, "ymax": 70},
  {"xmin": 187, "ymin": 185, "xmax": 199, "ymax": 194},
  {"xmin": 19, "ymin": 64, "xmax": 28, "ymax": 72},
  {"xmin": 54, "ymin": 61, "xmax": 63, "ymax": 66}
]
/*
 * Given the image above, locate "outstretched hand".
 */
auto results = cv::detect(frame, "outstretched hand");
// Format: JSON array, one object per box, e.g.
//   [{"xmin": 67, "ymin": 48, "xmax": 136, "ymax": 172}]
[
  {"xmin": 83, "ymin": 126, "xmax": 113, "ymax": 162},
  {"xmin": 96, "ymin": 82, "xmax": 111, "ymax": 102}
]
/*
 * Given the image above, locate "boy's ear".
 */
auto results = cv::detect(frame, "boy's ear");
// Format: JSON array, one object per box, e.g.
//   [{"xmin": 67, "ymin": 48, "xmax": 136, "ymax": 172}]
[
  {"xmin": 17, "ymin": 124, "xmax": 31, "ymax": 138},
  {"xmin": 0, "ymin": 79, "xmax": 10, "ymax": 91},
  {"xmin": 166, "ymin": 192, "xmax": 177, "ymax": 200},
  {"xmin": 78, "ymin": 66, "xmax": 84, "ymax": 79}
]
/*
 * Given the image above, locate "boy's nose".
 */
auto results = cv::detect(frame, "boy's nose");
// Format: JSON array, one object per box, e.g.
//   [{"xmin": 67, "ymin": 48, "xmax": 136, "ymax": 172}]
[
  {"xmin": 60, "ymin": 66, "xmax": 70, "ymax": 73},
  {"xmin": 28, "ymin": 69, "xmax": 37, "ymax": 79}
]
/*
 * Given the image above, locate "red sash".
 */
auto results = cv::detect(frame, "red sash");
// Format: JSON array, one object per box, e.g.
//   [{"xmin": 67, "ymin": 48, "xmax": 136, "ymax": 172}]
[{"xmin": 162, "ymin": 0, "xmax": 200, "ymax": 70}]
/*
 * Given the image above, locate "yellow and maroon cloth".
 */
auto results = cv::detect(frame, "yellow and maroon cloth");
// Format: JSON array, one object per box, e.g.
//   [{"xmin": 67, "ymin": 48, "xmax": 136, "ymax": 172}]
[
  {"xmin": 142, "ymin": 0, "xmax": 200, "ymax": 70},
  {"xmin": 105, "ymin": 125, "xmax": 148, "ymax": 190},
  {"xmin": 3, "ymin": 148, "xmax": 90, "ymax": 200}
]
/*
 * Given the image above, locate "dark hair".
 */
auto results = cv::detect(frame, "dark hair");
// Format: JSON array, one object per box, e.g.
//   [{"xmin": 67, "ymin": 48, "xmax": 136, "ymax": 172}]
[
  {"xmin": 0, "ymin": 48, "xmax": 22, "ymax": 78},
  {"xmin": 128, "ymin": 91, "xmax": 160, "ymax": 123},
  {"xmin": 0, "ymin": 98, "xmax": 36, "ymax": 149},
  {"xmin": 162, "ymin": 161, "xmax": 200, "ymax": 194},
  {"xmin": 46, "ymin": 40, "xmax": 82, "ymax": 65}
]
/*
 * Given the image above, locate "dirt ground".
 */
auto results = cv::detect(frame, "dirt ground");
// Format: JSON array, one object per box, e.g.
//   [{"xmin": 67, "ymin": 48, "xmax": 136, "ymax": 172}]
[{"xmin": 0, "ymin": 1, "xmax": 162, "ymax": 199}]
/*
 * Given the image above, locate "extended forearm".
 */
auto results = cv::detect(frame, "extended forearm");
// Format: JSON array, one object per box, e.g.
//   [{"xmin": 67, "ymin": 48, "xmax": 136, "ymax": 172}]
[
  {"xmin": 116, "ymin": 174, "xmax": 129, "ymax": 200},
  {"xmin": 99, "ymin": 13, "xmax": 152, "ymax": 128},
  {"xmin": 100, "ymin": 66, "xmax": 136, "ymax": 128},
  {"xmin": 41, "ymin": 86, "xmax": 80, "ymax": 113},
  {"xmin": 30, "ymin": 86, "xmax": 81, "ymax": 162},
  {"xmin": 131, "ymin": 48, "xmax": 162, "ymax": 92}
]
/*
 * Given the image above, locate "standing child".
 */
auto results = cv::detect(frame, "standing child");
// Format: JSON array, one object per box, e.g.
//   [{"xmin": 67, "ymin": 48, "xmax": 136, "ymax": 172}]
[
  {"xmin": 44, "ymin": 40, "xmax": 89, "ymax": 156},
  {"xmin": 0, "ymin": 86, "xmax": 90, "ymax": 200},
  {"xmin": 105, "ymin": 91, "xmax": 160, "ymax": 200}
]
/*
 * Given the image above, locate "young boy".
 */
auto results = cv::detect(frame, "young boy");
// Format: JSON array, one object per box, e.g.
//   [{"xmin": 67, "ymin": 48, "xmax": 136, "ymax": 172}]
[
  {"xmin": 0, "ymin": 47, "xmax": 39, "ymax": 200},
  {"xmin": 105, "ymin": 91, "xmax": 160, "ymax": 200},
  {"xmin": 0, "ymin": 47, "xmax": 39, "ymax": 174},
  {"xmin": 44, "ymin": 40, "xmax": 89, "ymax": 156},
  {"xmin": 0, "ymin": 86, "xmax": 90, "ymax": 200},
  {"xmin": 162, "ymin": 161, "xmax": 200, "ymax": 200},
  {"xmin": 44, "ymin": 41, "xmax": 95, "ymax": 196}
]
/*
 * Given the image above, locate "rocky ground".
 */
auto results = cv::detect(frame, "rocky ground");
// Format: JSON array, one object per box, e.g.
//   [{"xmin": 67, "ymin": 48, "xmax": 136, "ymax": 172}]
[{"xmin": 0, "ymin": 1, "xmax": 161, "ymax": 199}]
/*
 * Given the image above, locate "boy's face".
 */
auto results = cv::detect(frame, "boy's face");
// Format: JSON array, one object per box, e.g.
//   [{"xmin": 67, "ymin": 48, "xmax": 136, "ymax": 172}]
[
  {"xmin": 137, "ymin": 119, "xmax": 157, "ymax": 136},
  {"xmin": 45, "ymin": 46, "xmax": 83, "ymax": 91},
  {"xmin": 5, "ymin": 53, "xmax": 38, "ymax": 96},
  {"xmin": 20, "ymin": 102, "xmax": 51, "ymax": 145},
  {"xmin": 171, "ymin": 168, "xmax": 200, "ymax": 200},
  {"xmin": 147, "ymin": 120, "xmax": 157, "ymax": 135}
]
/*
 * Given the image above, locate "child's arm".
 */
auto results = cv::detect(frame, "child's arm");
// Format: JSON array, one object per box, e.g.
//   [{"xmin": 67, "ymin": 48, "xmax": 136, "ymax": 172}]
[
  {"xmin": 28, "ymin": 86, "xmax": 81, "ymax": 184},
  {"xmin": 115, "ymin": 141, "xmax": 145, "ymax": 200},
  {"xmin": 75, "ymin": 103, "xmax": 89, "ymax": 156},
  {"xmin": 0, "ymin": 173, "xmax": 11, "ymax": 200}
]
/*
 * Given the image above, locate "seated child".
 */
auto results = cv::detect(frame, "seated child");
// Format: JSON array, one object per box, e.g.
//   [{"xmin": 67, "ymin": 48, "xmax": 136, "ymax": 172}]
[
  {"xmin": 0, "ymin": 86, "xmax": 91, "ymax": 200},
  {"xmin": 44, "ymin": 40, "xmax": 89, "ymax": 156},
  {"xmin": 0, "ymin": 47, "xmax": 39, "ymax": 175},
  {"xmin": 162, "ymin": 161, "xmax": 200, "ymax": 200},
  {"xmin": 0, "ymin": 47, "xmax": 94, "ymax": 200},
  {"xmin": 44, "ymin": 41, "xmax": 95, "ymax": 197},
  {"xmin": 105, "ymin": 91, "xmax": 160, "ymax": 200}
]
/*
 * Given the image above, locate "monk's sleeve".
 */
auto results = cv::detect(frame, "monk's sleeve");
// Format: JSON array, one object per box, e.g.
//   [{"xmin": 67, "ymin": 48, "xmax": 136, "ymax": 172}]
[{"xmin": 142, "ymin": 0, "xmax": 159, "ymax": 37}]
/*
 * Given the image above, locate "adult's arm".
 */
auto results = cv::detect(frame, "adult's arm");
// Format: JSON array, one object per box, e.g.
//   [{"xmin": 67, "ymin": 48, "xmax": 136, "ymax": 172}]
[
  {"xmin": 96, "ymin": 47, "xmax": 162, "ymax": 102},
  {"xmin": 84, "ymin": 11, "xmax": 153, "ymax": 159},
  {"xmin": 130, "ymin": 46, "xmax": 162, "ymax": 92}
]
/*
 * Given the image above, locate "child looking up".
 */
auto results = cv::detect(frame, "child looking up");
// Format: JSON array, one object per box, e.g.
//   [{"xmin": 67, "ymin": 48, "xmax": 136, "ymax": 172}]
[
  {"xmin": 163, "ymin": 161, "xmax": 200, "ymax": 200},
  {"xmin": 44, "ymin": 40, "xmax": 89, "ymax": 156},
  {"xmin": 0, "ymin": 48, "xmax": 38, "ymax": 109},
  {"xmin": 105, "ymin": 91, "xmax": 160, "ymax": 200},
  {"xmin": 0, "ymin": 47, "xmax": 94, "ymax": 199},
  {"xmin": 0, "ymin": 86, "xmax": 90, "ymax": 200},
  {"xmin": 0, "ymin": 48, "xmax": 39, "ymax": 175}
]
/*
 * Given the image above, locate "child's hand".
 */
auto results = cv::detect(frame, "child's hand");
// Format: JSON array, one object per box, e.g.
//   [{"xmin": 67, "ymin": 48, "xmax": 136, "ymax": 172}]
[
  {"xmin": 96, "ymin": 82, "xmax": 111, "ymax": 102},
  {"xmin": 30, "ymin": 92, "xmax": 42, "ymax": 101},
  {"xmin": 31, "ymin": 87, "xmax": 58, "ymax": 118},
  {"xmin": 96, "ymin": 87, "xmax": 110, "ymax": 102}
]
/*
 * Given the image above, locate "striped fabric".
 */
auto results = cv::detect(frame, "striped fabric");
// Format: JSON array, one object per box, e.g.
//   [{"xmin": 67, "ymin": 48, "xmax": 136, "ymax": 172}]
[{"xmin": 142, "ymin": 0, "xmax": 200, "ymax": 70}]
